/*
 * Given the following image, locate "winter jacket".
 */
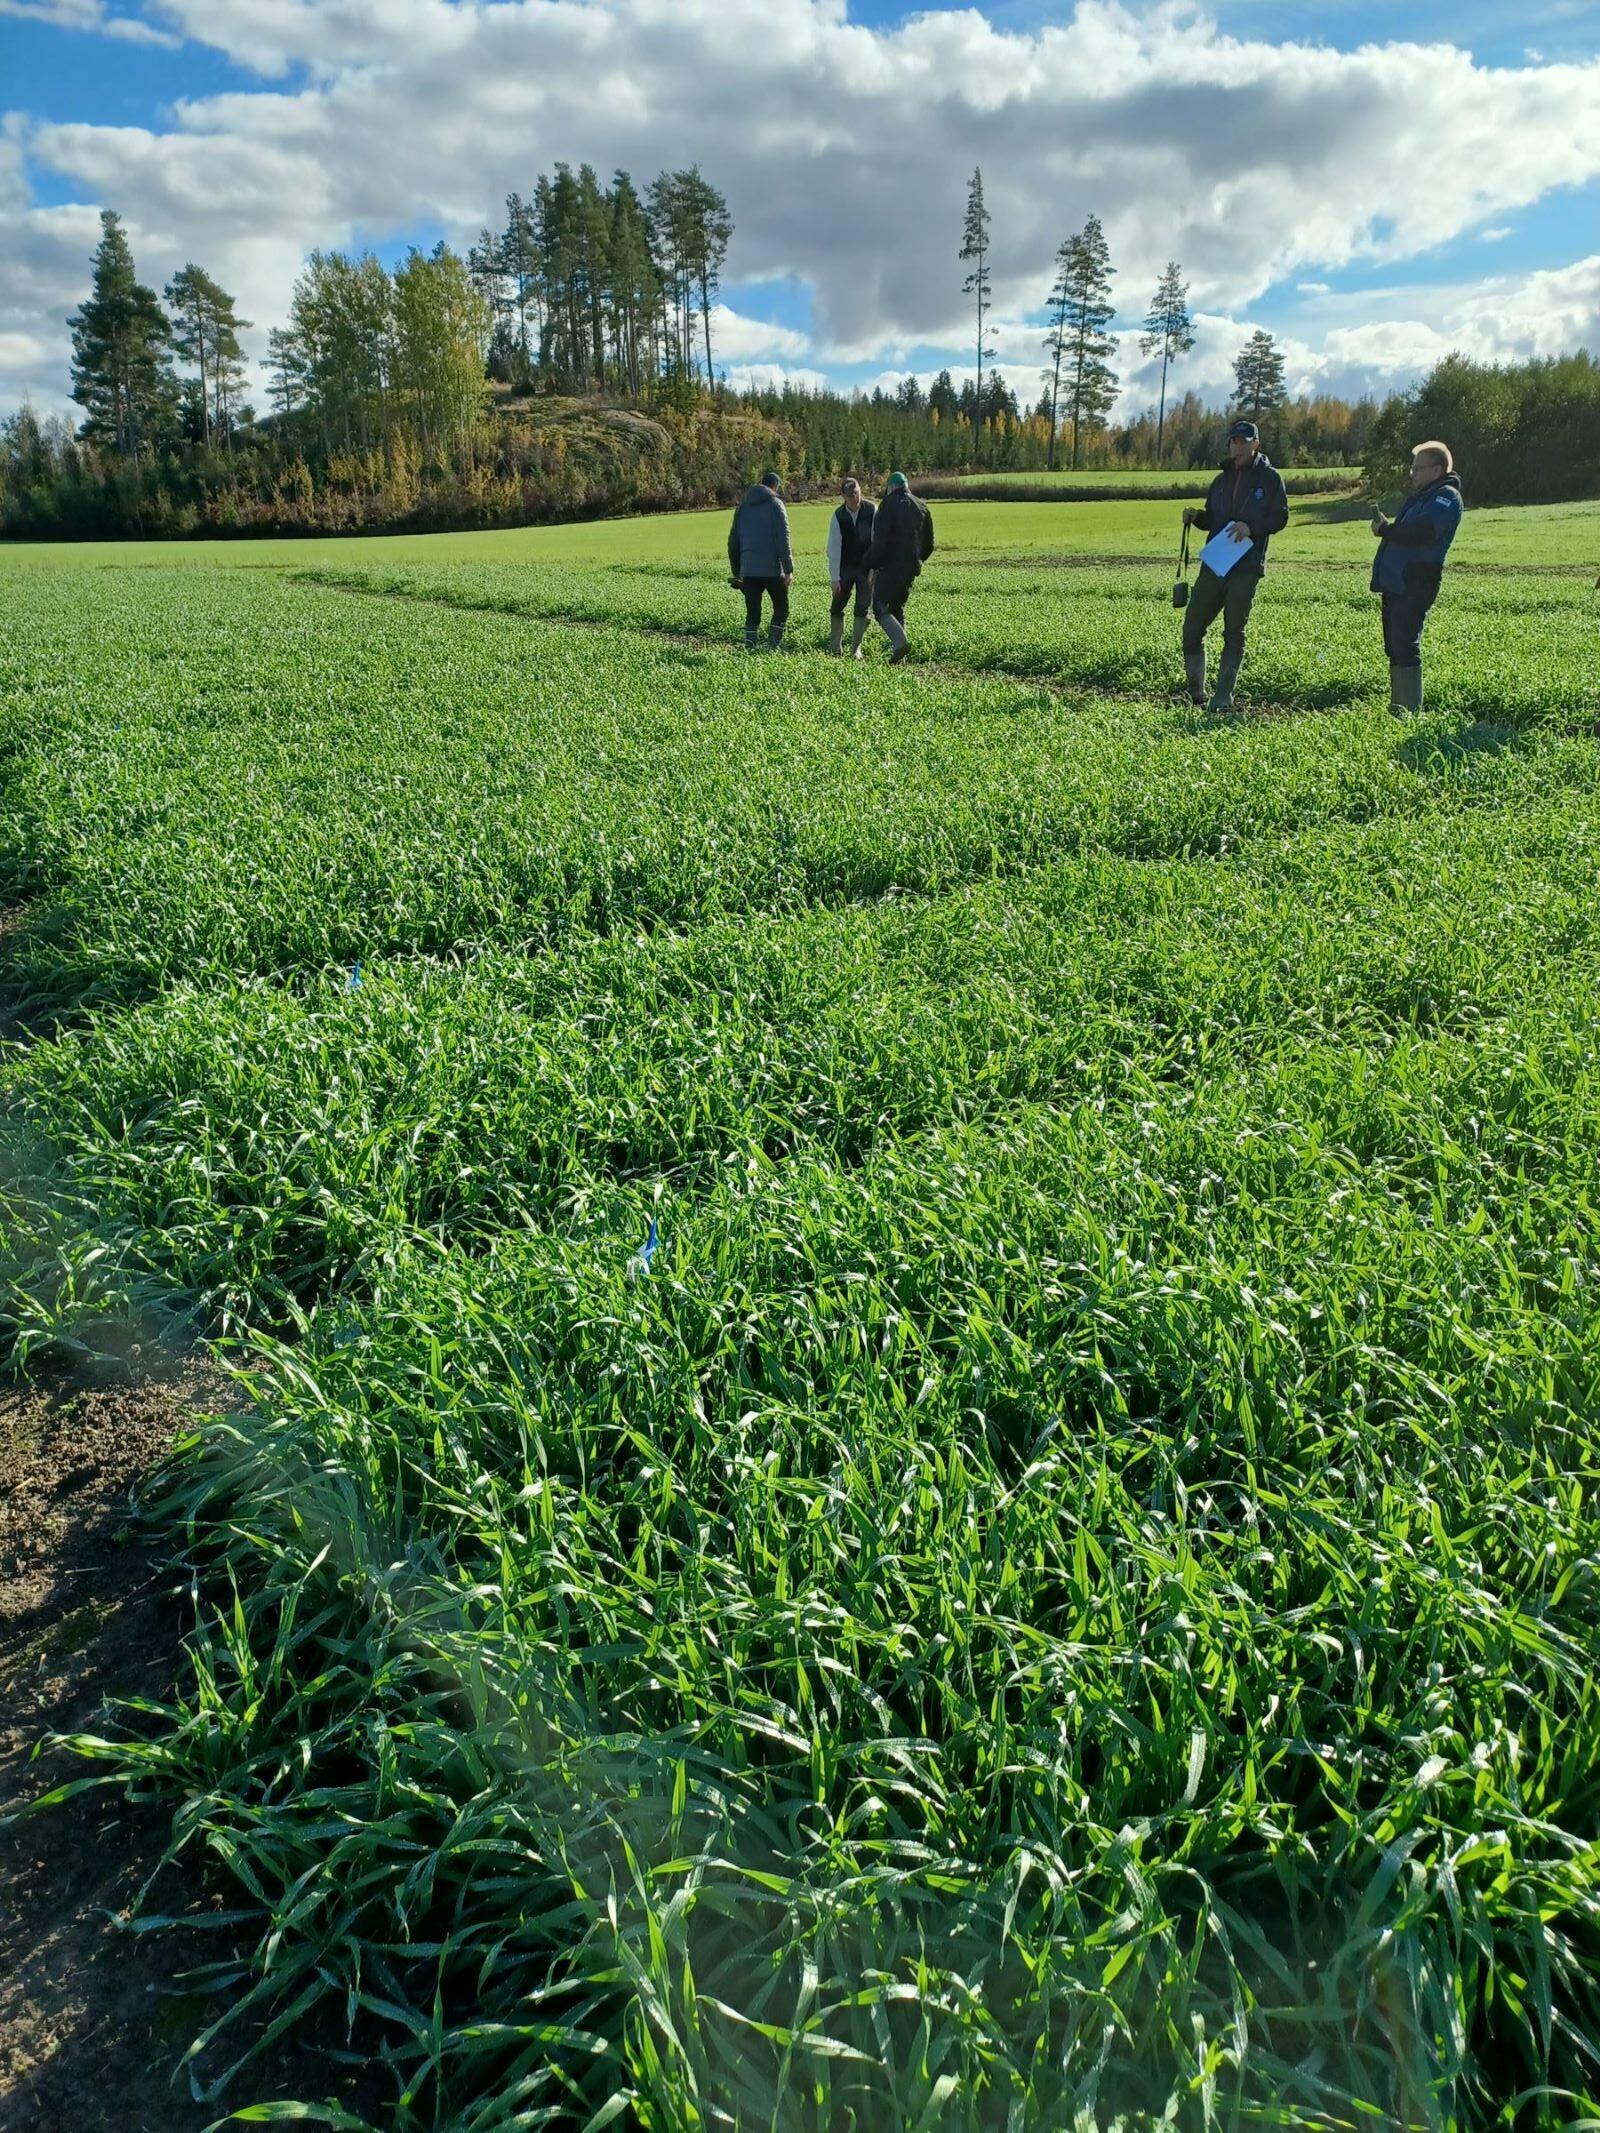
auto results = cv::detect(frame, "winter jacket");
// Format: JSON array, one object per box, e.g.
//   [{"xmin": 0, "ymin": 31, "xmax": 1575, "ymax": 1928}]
[
  {"xmin": 866, "ymin": 489, "xmax": 935, "ymax": 584},
  {"xmin": 1199, "ymin": 453, "xmax": 1290, "ymax": 571},
  {"xmin": 826, "ymin": 499, "xmax": 877, "ymax": 579},
  {"xmin": 1371, "ymin": 472, "xmax": 1463, "ymax": 599},
  {"xmin": 728, "ymin": 484, "xmax": 794, "ymax": 580}
]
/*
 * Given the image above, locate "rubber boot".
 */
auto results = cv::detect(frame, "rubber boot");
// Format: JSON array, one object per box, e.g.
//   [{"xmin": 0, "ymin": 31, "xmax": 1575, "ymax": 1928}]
[
  {"xmin": 1183, "ymin": 650, "xmax": 1206, "ymax": 707},
  {"xmin": 743, "ymin": 629, "xmax": 758, "ymax": 651},
  {"xmin": 850, "ymin": 614, "xmax": 871, "ymax": 660},
  {"xmin": 768, "ymin": 621, "xmax": 788, "ymax": 652},
  {"xmin": 1389, "ymin": 663, "xmax": 1423, "ymax": 714},
  {"xmin": 827, "ymin": 616, "xmax": 844, "ymax": 657},
  {"xmin": 1208, "ymin": 656, "xmax": 1241, "ymax": 715}
]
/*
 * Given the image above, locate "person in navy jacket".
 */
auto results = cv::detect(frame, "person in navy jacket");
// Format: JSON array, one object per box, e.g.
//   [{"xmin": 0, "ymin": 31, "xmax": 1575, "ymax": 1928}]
[
  {"xmin": 1179, "ymin": 419, "xmax": 1290, "ymax": 713},
  {"xmin": 1370, "ymin": 441, "xmax": 1463, "ymax": 713}
]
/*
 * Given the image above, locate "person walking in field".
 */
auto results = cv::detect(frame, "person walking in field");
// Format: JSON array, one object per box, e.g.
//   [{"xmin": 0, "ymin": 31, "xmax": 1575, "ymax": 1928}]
[
  {"xmin": 728, "ymin": 470, "xmax": 795, "ymax": 650},
  {"xmin": 1369, "ymin": 440, "xmax": 1463, "ymax": 713},
  {"xmin": 1180, "ymin": 419, "xmax": 1290, "ymax": 713},
  {"xmin": 827, "ymin": 476, "xmax": 877, "ymax": 657},
  {"xmin": 865, "ymin": 472, "xmax": 935, "ymax": 665}
]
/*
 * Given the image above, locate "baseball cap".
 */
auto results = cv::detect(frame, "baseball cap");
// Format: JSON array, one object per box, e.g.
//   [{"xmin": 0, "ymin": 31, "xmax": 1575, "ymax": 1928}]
[
  {"xmin": 887, "ymin": 470, "xmax": 908, "ymax": 489},
  {"xmin": 1227, "ymin": 420, "xmax": 1260, "ymax": 443},
  {"xmin": 760, "ymin": 469, "xmax": 781, "ymax": 488}
]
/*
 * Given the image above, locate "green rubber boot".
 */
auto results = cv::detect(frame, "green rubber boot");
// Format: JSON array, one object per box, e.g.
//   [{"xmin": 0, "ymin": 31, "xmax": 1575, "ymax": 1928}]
[{"xmin": 1389, "ymin": 663, "xmax": 1423, "ymax": 714}]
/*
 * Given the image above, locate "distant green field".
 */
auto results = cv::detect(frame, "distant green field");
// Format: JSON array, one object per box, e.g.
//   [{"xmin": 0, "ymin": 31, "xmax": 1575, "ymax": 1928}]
[
  {"xmin": 4, "ymin": 497, "xmax": 1600, "ymax": 2128},
  {"xmin": 6, "ymin": 487, "xmax": 1595, "ymax": 569}
]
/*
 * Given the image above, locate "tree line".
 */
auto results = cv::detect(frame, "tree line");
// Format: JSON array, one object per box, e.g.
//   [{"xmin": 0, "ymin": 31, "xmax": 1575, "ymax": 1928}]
[
  {"xmin": 467, "ymin": 167, "xmax": 731, "ymax": 396},
  {"xmin": 3, "ymin": 182, "xmax": 1591, "ymax": 540},
  {"xmin": 961, "ymin": 167, "xmax": 1290, "ymax": 468}
]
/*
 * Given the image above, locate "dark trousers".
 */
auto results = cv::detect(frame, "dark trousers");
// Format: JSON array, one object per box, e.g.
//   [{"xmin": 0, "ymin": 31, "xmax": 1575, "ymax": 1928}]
[
  {"xmin": 743, "ymin": 576, "xmax": 789, "ymax": 636},
  {"xmin": 1381, "ymin": 588, "xmax": 1436, "ymax": 666},
  {"xmin": 1181, "ymin": 562, "xmax": 1261, "ymax": 662},
  {"xmin": 830, "ymin": 568, "xmax": 873, "ymax": 620}
]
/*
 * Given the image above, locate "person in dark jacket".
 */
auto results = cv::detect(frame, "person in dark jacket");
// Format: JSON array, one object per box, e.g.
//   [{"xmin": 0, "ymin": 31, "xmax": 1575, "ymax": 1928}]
[
  {"xmin": 864, "ymin": 472, "xmax": 935, "ymax": 664},
  {"xmin": 1370, "ymin": 441, "xmax": 1463, "ymax": 713},
  {"xmin": 1179, "ymin": 419, "xmax": 1290, "ymax": 712},
  {"xmin": 826, "ymin": 476, "xmax": 877, "ymax": 657},
  {"xmin": 728, "ymin": 471, "xmax": 795, "ymax": 649}
]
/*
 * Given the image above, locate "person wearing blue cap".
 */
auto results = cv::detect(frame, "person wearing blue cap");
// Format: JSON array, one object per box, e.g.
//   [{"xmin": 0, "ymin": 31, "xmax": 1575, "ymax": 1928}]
[
  {"xmin": 728, "ymin": 469, "xmax": 795, "ymax": 649},
  {"xmin": 1179, "ymin": 419, "xmax": 1289, "ymax": 712},
  {"xmin": 864, "ymin": 471, "xmax": 935, "ymax": 664},
  {"xmin": 1369, "ymin": 440, "xmax": 1463, "ymax": 713}
]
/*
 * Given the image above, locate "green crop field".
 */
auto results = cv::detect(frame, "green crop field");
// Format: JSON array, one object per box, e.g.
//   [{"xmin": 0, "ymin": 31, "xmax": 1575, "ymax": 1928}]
[{"xmin": 3, "ymin": 495, "xmax": 1600, "ymax": 2130}]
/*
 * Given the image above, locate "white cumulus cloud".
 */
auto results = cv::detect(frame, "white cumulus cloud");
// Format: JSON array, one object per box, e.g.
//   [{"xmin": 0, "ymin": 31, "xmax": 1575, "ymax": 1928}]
[{"xmin": 3, "ymin": 0, "xmax": 1600, "ymax": 422}]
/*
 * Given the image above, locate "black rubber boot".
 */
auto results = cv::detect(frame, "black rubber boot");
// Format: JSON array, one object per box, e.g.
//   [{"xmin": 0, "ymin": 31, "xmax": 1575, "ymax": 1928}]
[
  {"xmin": 1208, "ymin": 656, "xmax": 1241, "ymax": 714},
  {"xmin": 1184, "ymin": 650, "xmax": 1206, "ymax": 707}
]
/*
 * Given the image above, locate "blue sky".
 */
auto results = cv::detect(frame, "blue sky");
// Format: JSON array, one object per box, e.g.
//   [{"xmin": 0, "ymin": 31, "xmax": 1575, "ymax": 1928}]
[{"xmin": 3, "ymin": 0, "xmax": 1598, "ymax": 419}]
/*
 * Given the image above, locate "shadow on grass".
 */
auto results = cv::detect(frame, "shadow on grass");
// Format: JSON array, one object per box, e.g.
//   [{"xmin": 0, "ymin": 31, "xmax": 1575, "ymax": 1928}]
[{"xmin": 1394, "ymin": 719, "xmax": 1527, "ymax": 773}]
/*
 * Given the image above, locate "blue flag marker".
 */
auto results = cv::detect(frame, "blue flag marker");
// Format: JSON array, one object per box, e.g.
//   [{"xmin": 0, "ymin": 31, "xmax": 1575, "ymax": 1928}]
[
  {"xmin": 346, "ymin": 961, "xmax": 363, "ymax": 992},
  {"xmin": 627, "ymin": 1216, "xmax": 660, "ymax": 1283}
]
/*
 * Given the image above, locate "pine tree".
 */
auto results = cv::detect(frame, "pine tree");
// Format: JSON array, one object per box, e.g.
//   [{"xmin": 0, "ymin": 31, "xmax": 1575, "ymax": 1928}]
[
  {"xmin": 606, "ymin": 171, "xmax": 657, "ymax": 397},
  {"xmin": 69, "ymin": 210, "xmax": 174, "ymax": 457},
  {"xmin": 677, "ymin": 167, "xmax": 732, "ymax": 387},
  {"xmin": 1047, "ymin": 214, "xmax": 1118, "ymax": 470},
  {"xmin": 1232, "ymin": 329, "xmax": 1287, "ymax": 422},
  {"xmin": 959, "ymin": 169, "xmax": 995, "ymax": 466},
  {"xmin": 165, "ymin": 264, "xmax": 249, "ymax": 449},
  {"xmin": 265, "ymin": 325, "xmax": 307, "ymax": 421},
  {"xmin": 1138, "ymin": 260, "xmax": 1195, "ymax": 465},
  {"xmin": 1040, "ymin": 246, "xmax": 1071, "ymax": 471},
  {"xmin": 500, "ymin": 193, "xmax": 541, "ymax": 384}
]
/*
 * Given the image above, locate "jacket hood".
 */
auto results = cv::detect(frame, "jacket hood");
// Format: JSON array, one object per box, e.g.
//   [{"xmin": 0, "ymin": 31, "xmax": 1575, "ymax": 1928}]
[
  {"xmin": 742, "ymin": 482, "xmax": 779, "ymax": 507},
  {"xmin": 1218, "ymin": 450, "xmax": 1273, "ymax": 471}
]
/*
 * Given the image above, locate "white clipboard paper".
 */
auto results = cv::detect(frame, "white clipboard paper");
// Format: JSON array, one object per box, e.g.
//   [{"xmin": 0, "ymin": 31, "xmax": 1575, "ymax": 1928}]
[{"xmin": 1198, "ymin": 528, "xmax": 1255, "ymax": 579}]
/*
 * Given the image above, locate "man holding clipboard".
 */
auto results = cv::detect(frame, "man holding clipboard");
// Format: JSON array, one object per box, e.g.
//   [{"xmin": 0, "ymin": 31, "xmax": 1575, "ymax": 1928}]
[{"xmin": 1179, "ymin": 419, "xmax": 1289, "ymax": 713}]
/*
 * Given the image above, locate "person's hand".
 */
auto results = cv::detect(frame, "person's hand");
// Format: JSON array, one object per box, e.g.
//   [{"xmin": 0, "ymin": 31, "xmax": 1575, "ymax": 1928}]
[
  {"xmin": 782, "ymin": 573, "xmax": 793, "ymax": 588},
  {"xmin": 1226, "ymin": 520, "xmax": 1251, "ymax": 544},
  {"xmin": 832, "ymin": 579, "xmax": 843, "ymax": 596},
  {"xmin": 1182, "ymin": 507, "xmax": 1202, "ymax": 529},
  {"xmin": 1370, "ymin": 511, "xmax": 1389, "ymax": 537},
  {"xmin": 731, "ymin": 575, "xmax": 743, "ymax": 588}
]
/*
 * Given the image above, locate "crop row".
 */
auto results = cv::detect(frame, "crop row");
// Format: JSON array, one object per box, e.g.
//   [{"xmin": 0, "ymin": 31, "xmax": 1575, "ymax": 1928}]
[
  {"xmin": 6, "ymin": 569, "xmax": 1595, "ymax": 1015},
  {"xmin": 300, "ymin": 555, "xmax": 1600, "ymax": 724},
  {"xmin": 7, "ymin": 784, "xmax": 1600, "ymax": 1348}
]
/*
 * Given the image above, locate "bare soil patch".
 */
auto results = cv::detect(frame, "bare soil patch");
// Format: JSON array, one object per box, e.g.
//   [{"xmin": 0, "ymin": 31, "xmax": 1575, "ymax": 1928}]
[{"xmin": 0, "ymin": 1369, "xmax": 228, "ymax": 2132}]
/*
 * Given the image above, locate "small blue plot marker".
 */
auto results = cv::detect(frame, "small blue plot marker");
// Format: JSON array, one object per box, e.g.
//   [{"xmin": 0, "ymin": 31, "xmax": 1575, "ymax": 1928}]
[{"xmin": 627, "ymin": 1216, "xmax": 660, "ymax": 1283}]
